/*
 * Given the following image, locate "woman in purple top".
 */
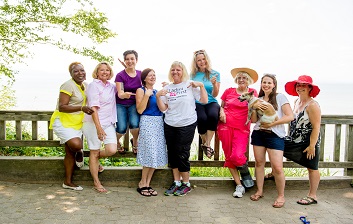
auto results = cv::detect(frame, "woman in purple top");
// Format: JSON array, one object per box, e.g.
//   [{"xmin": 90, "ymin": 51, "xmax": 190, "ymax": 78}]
[
  {"xmin": 115, "ymin": 50, "xmax": 142, "ymax": 154},
  {"xmin": 82, "ymin": 62, "xmax": 118, "ymax": 193}
]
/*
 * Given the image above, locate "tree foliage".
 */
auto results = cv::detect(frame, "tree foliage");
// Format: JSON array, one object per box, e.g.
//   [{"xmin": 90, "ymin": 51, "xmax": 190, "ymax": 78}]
[
  {"xmin": 0, "ymin": 79, "xmax": 16, "ymax": 110},
  {"xmin": 0, "ymin": 0, "xmax": 117, "ymax": 81}
]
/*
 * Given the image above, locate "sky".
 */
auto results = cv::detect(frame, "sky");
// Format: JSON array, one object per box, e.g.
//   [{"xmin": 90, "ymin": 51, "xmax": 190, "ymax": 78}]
[{"xmin": 10, "ymin": 0, "xmax": 353, "ymax": 113}]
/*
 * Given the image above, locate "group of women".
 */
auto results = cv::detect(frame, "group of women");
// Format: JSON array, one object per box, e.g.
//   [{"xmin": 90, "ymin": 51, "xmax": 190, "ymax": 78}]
[{"xmin": 49, "ymin": 49, "xmax": 321, "ymax": 206}]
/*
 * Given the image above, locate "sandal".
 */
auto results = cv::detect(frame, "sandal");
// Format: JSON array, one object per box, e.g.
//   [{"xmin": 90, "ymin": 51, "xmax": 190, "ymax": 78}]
[
  {"xmin": 93, "ymin": 186, "xmax": 108, "ymax": 193},
  {"xmin": 264, "ymin": 172, "xmax": 275, "ymax": 180},
  {"xmin": 273, "ymin": 200, "xmax": 285, "ymax": 208},
  {"xmin": 75, "ymin": 150, "xmax": 84, "ymax": 168},
  {"xmin": 148, "ymin": 187, "xmax": 158, "ymax": 196},
  {"xmin": 201, "ymin": 144, "xmax": 214, "ymax": 159},
  {"xmin": 137, "ymin": 187, "xmax": 151, "ymax": 197},
  {"xmin": 250, "ymin": 194, "xmax": 263, "ymax": 201},
  {"xmin": 117, "ymin": 143, "xmax": 127, "ymax": 154},
  {"xmin": 130, "ymin": 138, "xmax": 138, "ymax": 155},
  {"xmin": 297, "ymin": 196, "xmax": 317, "ymax": 205}
]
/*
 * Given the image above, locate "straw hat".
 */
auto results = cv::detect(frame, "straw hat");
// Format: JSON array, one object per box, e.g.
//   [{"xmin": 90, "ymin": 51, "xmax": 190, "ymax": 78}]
[
  {"xmin": 231, "ymin": 67, "xmax": 258, "ymax": 84},
  {"xmin": 285, "ymin": 75, "xmax": 320, "ymax": 98}
]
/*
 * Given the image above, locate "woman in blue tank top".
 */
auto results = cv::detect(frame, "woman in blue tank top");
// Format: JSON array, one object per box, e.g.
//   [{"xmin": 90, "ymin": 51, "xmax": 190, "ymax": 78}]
[{"xmin": 135, "ymin": 68, "xmax": 168, "ymax": 196}]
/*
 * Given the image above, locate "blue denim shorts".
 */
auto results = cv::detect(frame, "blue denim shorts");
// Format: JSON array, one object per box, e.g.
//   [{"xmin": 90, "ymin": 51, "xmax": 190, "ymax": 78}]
[
  {"xmin": 116, "ymin": 103, "xmax": 140, "ymax": 134},
  {"xmin": 251, "ymin": 130, "xmax": 284, "ymax": 150}
]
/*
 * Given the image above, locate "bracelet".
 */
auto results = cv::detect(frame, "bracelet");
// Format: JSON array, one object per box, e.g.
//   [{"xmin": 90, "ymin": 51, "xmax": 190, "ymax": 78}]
[{"xmin": 81, "ymin": 106, "xmax": 84, "ymax": 111}]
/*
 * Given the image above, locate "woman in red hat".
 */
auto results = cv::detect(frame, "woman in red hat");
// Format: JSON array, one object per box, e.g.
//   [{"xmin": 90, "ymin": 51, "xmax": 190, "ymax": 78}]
[{"xmin": 284, "ymin": 75, "xmax": 321, "ymax": 205}]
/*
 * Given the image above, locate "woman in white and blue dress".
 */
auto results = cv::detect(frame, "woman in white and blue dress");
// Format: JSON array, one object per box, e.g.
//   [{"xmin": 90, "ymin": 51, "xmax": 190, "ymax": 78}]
[{"xmin": 135, "ymin": 68, "xmax": 168, "ymax": 196}]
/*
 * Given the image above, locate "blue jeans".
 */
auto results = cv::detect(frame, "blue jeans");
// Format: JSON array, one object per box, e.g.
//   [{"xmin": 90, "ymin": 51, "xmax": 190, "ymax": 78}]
[{"xmin": 116, "ymin": 104, "xmax": 140, "ymax": 134}]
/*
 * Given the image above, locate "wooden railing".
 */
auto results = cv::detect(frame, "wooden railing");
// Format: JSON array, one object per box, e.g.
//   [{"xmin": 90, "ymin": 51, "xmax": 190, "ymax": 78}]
[{"xmin": 1, "ymin": 110, "xmax": 353, "ymax": 175}]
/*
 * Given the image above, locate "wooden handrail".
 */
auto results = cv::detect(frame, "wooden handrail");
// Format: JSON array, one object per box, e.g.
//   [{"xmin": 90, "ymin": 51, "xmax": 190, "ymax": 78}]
[{"xmin": 1, "ymin": 111, "xmax": 353, "ymax": 174}]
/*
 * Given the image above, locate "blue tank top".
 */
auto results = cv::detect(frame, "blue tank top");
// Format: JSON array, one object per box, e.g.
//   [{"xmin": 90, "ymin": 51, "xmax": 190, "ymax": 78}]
[{"xmin": 141, "ymin": 87, "xmax": 163, "ymax": 116}]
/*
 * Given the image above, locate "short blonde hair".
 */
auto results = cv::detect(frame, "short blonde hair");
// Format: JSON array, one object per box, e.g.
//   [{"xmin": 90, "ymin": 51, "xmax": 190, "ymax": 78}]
[
  {"xmin": 168, "ymin": 61, "xmax": 189, "ymax": 82},
  {"xmin": 235, "ymin": 72, "xmax": 254, "ymax": 85},
  {"xmin": 68, "ymin": 62, "xmax": 83, "ymax": 74},
  {"xmin": 92, "ymin": 62, "xmax": 114, "ymax": 80}
]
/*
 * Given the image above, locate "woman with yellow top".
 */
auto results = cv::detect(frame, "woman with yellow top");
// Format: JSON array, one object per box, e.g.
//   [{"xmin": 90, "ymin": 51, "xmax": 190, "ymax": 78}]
[{"xmin": 50, "ymin": 62, "xmax": 94, "ymax": 190}]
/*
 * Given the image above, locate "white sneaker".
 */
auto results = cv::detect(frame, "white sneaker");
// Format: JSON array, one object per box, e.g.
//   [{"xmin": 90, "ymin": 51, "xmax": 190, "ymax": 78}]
[{"xmin": 232, "ymin": 185, "xmax": 245, "ymax": 198}]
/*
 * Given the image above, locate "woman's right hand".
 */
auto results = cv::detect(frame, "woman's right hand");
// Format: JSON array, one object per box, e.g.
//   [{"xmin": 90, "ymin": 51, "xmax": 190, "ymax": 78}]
[
  {"xmin": 156, "ymin": 89, "xmax": 168, "ymax": 97},
  {"xmin": 82, "ymin": 106, "xmax": 94, "ymax": 115},
  {"xmin": 124, "ymin": 92, "xmax": 136, "ymax": 99}
]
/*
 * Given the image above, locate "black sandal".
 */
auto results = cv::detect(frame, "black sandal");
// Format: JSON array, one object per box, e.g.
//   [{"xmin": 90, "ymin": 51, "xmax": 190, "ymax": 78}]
[
  {"xmin": 148, "ymin": 187, "xmax": 158, "ymax": 196},
  {"xmin": 201, "ymin": 144, "xmax": 214, "ymax": 159},
  {"xmin": 137, "ymin": 187, "xmax": 151, "ymax": 197},
  {"xmin": 117, "ymin": 143, "xmax": 127, "ymax": 154}
]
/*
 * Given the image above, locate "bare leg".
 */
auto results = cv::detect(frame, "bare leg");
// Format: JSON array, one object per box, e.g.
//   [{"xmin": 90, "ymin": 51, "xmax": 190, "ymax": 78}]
[
  {"xmin": 180, "ymin": 171, "xmax": 190, "ymax": 183},
  {"xmin": 130, "ymin": 128, "xmax": 139, "ymax": 153},
  {"xmin": 205, "ymin": 130, "xmax": 215, "ymax": 147},
  {"xmin": 116, "ymin": 133, "xmax": 125, "ymax": 153},
  {"xmin": 89, "ymin": 150, "xmax": 105, "ymax": 191},
  {"xmin": 252, "ymin": 145, "xmax": 267, "ymax": 197},
  {"xmin": 307, "ymin": 168, "xmax": 320, "ymax": 200},
  {"xmin": 172, "ymin": 168, "xmax": 181, "ymax": 181},
  {"xmin": 268, "ymin": 148, "xmax": 285, "ymax": 205},
  {"xmin": 64, "ymin": 137, "xmax": 82, "ymax": 187},
  {"xmin": 228, "ymin": 167, "xmax": 242, "ymax": 185},
  {"xmin": 90, "ymin": 144, "xmax": 117, "ymax": 192}
]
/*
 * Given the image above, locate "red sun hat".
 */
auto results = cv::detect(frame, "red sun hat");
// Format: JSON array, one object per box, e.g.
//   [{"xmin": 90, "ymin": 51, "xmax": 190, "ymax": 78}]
[{"xmin": 285, "ymin": 75, "xmax": 320, "ymax": 98}]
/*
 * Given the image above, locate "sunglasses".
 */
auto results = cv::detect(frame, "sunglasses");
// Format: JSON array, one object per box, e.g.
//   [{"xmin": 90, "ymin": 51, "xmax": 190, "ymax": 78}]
[{"xmin": 194, "ymin": 50, "xmax": 205, "ymax": 55}]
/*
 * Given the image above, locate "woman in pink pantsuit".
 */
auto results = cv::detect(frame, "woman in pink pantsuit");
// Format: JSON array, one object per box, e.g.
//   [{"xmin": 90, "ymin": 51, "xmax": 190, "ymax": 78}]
[{"xmin": 217, "ymin": 67, "xmax": 258, "ymax": 198}]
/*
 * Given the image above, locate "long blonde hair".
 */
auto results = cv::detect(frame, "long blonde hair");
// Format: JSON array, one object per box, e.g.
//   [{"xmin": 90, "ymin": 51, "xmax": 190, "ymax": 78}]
[{"xmin": 190, "ymin": 50, "xmax": 212, "ymax": 80}]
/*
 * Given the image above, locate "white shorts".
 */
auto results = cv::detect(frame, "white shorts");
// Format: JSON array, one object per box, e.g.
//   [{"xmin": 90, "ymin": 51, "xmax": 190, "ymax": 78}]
[
  {"xmin": 52, "ymin": 118, "xmax": 82, "ymax": 144},
  {"xmin": 82, "ymin": 122, "xmax": 117, "ymax": 150}
]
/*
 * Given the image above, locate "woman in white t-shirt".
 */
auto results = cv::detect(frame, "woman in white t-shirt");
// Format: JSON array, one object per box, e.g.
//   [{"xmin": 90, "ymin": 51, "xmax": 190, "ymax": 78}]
[
  {"xmin": 250, "ymin": 74, "xmax": 294, "ymax": 208},
  {"xmin": 156, "ymin": 61, "xmax": 207, "ymax": 197}
]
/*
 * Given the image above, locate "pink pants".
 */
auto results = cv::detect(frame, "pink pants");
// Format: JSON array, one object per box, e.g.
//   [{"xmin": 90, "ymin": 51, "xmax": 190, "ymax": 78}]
[{"xmin": 217, "ymin": 123, "xmax": 249, "ymax": 168}]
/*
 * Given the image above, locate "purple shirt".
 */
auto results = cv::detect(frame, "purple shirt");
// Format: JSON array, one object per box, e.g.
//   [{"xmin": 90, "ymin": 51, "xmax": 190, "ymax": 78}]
[
  {"xmin": 84, "ymin": 79, "xmax": 117, "ymax": 126},
  {"xmin": 115, "ymin": 69, "xmax": 142, "ymax": 105}
]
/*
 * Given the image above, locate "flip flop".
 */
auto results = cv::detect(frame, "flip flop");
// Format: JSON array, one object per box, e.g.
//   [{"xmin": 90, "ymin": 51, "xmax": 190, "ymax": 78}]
[
  {"xmin": 93, "ymin": 186, "xmax": 108, "ymax": 193},
  {"xmin": 297, "ymin": 196, "xmax": 318, "ymax": 205},
  {"xmin": 250, "ymin": 194, "xmax": 263, "ymax": 201},
  {"xmin": 273, "ymin": 200, "xmax": 285, "ymax": 208},
  {"xmin": 137, "ymin": 187, "xmax": 151, "ymax": 197},
  {"xmin": 148, "ymin": 187, "xmax": 158, "ymax": 196},
  {"xmin": 117, "ymin": 143, "xmax": 127, "ymax": 154}
]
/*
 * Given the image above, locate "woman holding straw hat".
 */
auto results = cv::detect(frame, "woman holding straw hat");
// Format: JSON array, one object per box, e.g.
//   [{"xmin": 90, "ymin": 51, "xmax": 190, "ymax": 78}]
[{"xmin": 284, "ymin": 75, "xmax": 321, "ymax": 205}]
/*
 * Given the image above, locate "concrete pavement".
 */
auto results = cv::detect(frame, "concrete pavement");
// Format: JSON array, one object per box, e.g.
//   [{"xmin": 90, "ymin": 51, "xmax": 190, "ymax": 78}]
[{"xmin": 0, "ymin": 181, "xmax": 352, "ymax": 224}]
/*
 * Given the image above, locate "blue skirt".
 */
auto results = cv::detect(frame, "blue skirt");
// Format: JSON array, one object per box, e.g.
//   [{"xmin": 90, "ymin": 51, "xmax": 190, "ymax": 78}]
[{"xmin": 137, "ymin": 115, "xmax": 168, "ymax": 168}]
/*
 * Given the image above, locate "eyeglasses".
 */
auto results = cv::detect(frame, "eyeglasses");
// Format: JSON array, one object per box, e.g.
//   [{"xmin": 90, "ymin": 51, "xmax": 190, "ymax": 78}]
[
  {"xmin": 194, "ymin": 50, "xmax": 205, "ymax": 55},
  {"xmin": 236, "ymin": 76, "xmax": 248, "ymax": 80}
]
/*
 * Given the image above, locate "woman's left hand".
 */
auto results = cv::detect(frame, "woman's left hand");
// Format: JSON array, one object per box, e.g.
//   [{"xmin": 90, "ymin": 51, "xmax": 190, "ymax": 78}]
[
  {"xmin": 188, "ymin": 81, "xmax": 204, "ymax": 88},
  {"xmin": 82, "ymin": 106, "xmax": 94, "ymax": 115},
  {"xmin": 260, "ymin": 122, "xmax": 273, "ymax": 129},
  {"xmin": 303, "ymin": 145, "xmax": 316, "ymax": 160},
  {"xmin": 211, "ymin": 74, "xmax": 218, "ymax": 85},
  {"xmin": 97, "ymin": 128, "xmax": 107, "ymax": 141}
]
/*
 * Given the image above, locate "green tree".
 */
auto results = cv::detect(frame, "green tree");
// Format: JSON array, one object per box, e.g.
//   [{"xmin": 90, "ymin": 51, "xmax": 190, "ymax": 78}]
[
  {"xmin": 0, "ymin": 78, "xmax": 16, "ymax": 110},
  {"xmin": 0, "ymin": 0, "xmax": 117, "ymax": 81}
]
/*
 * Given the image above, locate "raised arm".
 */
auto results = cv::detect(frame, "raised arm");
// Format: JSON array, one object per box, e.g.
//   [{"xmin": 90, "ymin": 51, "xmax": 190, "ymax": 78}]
[{"xmin": 136, "ymin": 88, "xmax": 153, "ymax": 114}]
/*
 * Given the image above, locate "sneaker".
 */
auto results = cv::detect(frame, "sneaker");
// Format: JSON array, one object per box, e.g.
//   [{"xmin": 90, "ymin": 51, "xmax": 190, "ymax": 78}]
[
  {"xmin": 232, "ymin": 185, "xmax": 245, "ymax": 198},
  {"xmin": 164, "ymin": 182, "xmax": 180, "ymax": 196},
  {"xmin": 174, "ymin": 183, "xmax": 192, "ymax": 196}
]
